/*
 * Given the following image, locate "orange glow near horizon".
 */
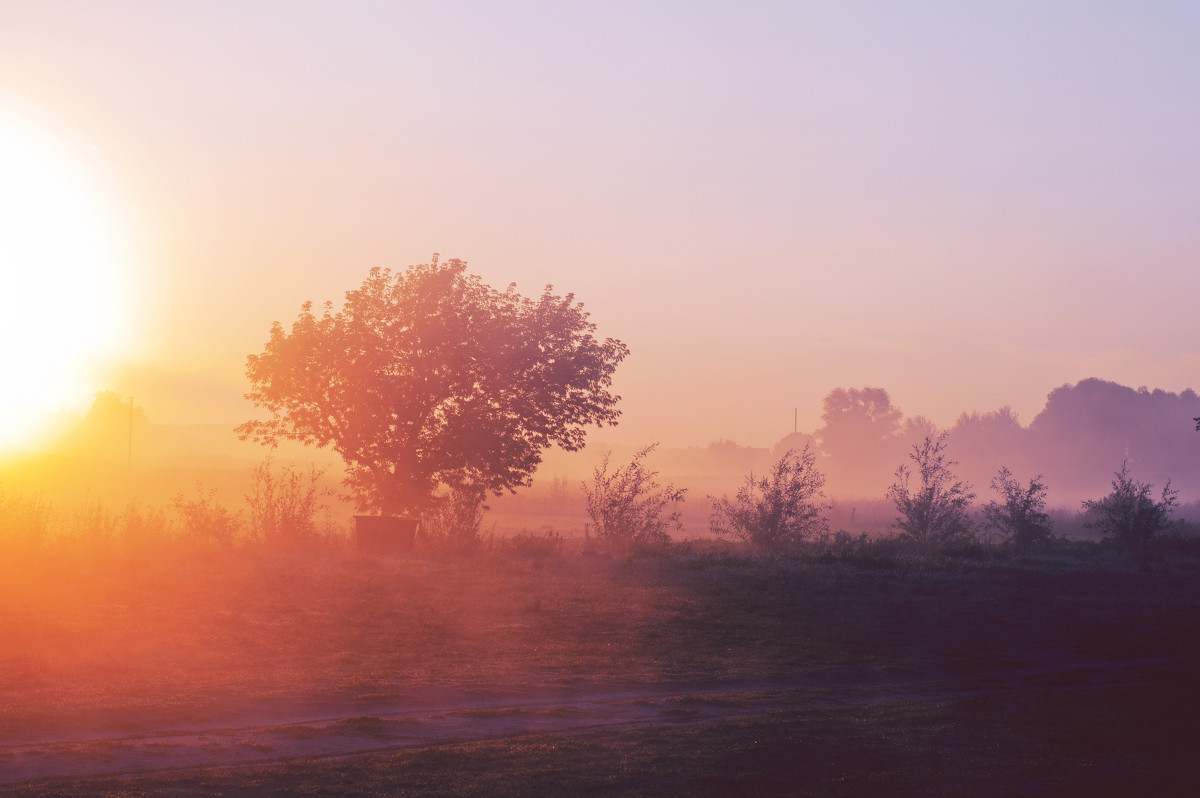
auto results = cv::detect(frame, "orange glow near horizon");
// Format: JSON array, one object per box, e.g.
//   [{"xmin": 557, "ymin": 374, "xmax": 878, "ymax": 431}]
[
  {"xmin": 1, "ymin": 5, "xmax": 1199, "ymax": 455},
  {"xmin": 0, "ymin": 112, "xmax": 135, "ymax": 450}
]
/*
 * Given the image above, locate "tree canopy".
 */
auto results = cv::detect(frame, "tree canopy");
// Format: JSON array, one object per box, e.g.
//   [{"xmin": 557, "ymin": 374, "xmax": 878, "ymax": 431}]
[{"xmin": 238, "ymin": 257, "xmax": 628, "ymax": 515}]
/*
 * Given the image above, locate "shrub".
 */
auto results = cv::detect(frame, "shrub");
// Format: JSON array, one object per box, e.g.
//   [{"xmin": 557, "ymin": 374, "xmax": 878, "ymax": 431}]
[
  {"xmin": 709, "ymin": 445, "xmax": 830, "ymax": 555},
  {"xmin": 246, "ymin": 458, "xmax": 327, "ymax": 544},
  {"xmin": 499, "ymin": 527, "xmax": 564, "ymax": 557},
  {"xmin": 72, "ymin": 500, "xmax": 118, "ymax": 547},
  {"xmin": 174, "ymin": 483, "xmax": 242, "ymax": 546},
  {"xmin": 1082, "ymin": 462, "xmax": 1178, "ymax": 550},
  {"xmin": 117, "ymin": 502, "xmax": 172, "ymax": 548},
  {"xmin": 419, "ymin": 484, "xmax": 487, "ymax": 552},
  {"xmin": 887, "ymin": 432, "xmax": 975, "ymax": 553},
  {"xmin": 0, "ymin": 486, "xmax": 51, "ymax": 550},
  {"xmin": 983, "ymin": 467, "xmax": 1053, "ymax": 549},
  {"xmin": 583, "ymin": 444, "xmax": 686, "ymax": 554}
]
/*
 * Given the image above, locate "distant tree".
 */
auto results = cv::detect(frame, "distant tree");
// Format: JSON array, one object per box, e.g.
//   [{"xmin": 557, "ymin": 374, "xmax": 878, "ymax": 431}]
[
  {"xmin": 709, "ymin": 445, "xmax": 830, "ymax": 555},
  {"xmin": 982, "ymin": 467, "xmax": 1052, "ymax": 549},
  {"xmin": 951, "ymin": 406, "xmax": 1023, "ymax": 442},
  {"xmin": 1081, "ymin": 462, "xmax": 1178, "ymax": 550},
  {"xmin": 817, "ymin": 387, "xmax": 905, "ymax": 495},
  {"xmin": 238, "ymin": 256, "xmax": 628, "ymax": 517},
  {"xmin": 818, "ymin": 387, "xmax": 903, "ymax": 447},
  {"xmin": 53, "ymin": 391, "xmax": 151, "ymax": 458},
  {"xmin": 1028, "ymin": 379, "xmax": 1200, "ymax": 499},
  {"xmin": 582, "ymin": 444, "xmax": 686, "ymax": 554},
  {"xmin": 887, "ymin": 432, "xmax": 975, "ymax": 553},
  {"xmin": 901, "ymin": 415, "xmax": 938, "ymax": 446},
  {"xmin": 772, "ymin": 431, "xmax": 817, "ymax": 460},
  {"xmin": 948, "ymin": 406, "xmax": 1028, "ymax": 495}
]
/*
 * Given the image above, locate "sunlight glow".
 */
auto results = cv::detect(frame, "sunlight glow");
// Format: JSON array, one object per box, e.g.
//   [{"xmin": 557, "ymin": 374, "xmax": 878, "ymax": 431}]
[{"xmin": 0, "ymin": 112, "xmax": 133, "ymax": 450}]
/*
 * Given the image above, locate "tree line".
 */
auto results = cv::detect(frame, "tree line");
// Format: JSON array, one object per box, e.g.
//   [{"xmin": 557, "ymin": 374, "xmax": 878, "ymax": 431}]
[
  {"xmin": 239, "ymin": 256, "xmax": 1189, "ymax": 555},
  {"xmin": 585, "ymin": 433, "xmax": 1180, "ymax": 557}
]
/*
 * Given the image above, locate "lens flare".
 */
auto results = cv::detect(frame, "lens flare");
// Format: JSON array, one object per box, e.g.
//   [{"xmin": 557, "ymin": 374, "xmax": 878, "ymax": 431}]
[{"xmin": 0, "ymin": 112, "xmax": 133, "ymax": 450}]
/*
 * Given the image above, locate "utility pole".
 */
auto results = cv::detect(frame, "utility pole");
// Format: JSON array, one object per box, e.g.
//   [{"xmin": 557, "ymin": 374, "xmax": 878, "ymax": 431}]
[{"xmin": 128, "ymin": 396, "xmax": 133, "ymax": 473}]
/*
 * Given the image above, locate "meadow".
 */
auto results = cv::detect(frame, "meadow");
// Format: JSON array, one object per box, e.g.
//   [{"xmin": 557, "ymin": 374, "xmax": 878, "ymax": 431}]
[{"xmin": 2, "ymin": 514, "xmax": 1199, "ymax": 796}]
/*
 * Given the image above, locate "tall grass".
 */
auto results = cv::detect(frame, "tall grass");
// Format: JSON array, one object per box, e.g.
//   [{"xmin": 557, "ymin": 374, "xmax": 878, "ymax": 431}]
[{"xmin": 0, "ymin": 458, "xmax": 337, "ymax": 557}]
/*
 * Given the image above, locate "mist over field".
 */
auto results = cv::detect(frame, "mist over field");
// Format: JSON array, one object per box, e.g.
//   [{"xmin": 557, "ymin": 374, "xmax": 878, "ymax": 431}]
[
  {"xmin": 6, "ymin": 377, "xmax": 1197, "ymax": 540},
  {"xmin": 5, "ymin": 1, "xmax": 1200, "ymax": 793}
]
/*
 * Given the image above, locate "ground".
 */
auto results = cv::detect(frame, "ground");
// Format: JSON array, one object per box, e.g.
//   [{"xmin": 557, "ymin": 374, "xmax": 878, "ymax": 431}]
[{"xmin": 1, "ymin": 538, "xmax": 1198, "ymax": 795}]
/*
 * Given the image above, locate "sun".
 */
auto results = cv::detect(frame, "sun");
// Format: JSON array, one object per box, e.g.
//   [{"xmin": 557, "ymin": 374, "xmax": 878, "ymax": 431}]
[{"xmin": 0, "ymin": 112, "xmax": 134, "ymax": 451}]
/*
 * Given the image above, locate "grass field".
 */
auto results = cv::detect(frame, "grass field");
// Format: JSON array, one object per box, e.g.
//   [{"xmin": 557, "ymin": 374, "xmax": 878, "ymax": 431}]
[{"xmin": 2, "ymin": 536, "xmax": 1199, "ymax": 795}]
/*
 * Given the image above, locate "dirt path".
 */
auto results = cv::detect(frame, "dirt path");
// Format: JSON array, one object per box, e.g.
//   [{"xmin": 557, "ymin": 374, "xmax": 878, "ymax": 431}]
[
  {"xmin": 8, "ymin": 683, "xmax": 777, "ymax": 785},
  {"xmin": 3, "ymin": 657, "xmax": 1191, "ymax": 788}
]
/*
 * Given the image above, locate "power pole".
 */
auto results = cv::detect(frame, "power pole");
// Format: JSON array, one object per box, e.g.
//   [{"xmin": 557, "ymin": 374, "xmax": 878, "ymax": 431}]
[{"xmin": 128, "ymin": 396, "xmax": 133, "ymax": 472}]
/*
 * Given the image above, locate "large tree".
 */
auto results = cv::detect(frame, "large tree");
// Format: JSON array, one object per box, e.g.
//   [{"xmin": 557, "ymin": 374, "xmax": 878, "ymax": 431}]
[{"xmin": 238, "ymin": 256, "xmax": 628, "ymax": 516}]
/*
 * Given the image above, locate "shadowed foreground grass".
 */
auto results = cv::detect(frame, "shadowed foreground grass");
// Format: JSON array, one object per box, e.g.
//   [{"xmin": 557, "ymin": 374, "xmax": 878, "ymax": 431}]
[
  {"xmin": 2, "ymin": 538, "xmax": 1199, "ymax": 795},
  {"xmin": 11, "ymin": 684, "xmax": 1199, "ymax": 797}
]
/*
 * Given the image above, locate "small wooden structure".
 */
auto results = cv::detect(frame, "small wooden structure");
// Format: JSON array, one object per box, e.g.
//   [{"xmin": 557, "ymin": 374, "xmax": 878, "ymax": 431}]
[{"xmin": 354, "ymin": 515, "xmax": 418, "ymax": 554}]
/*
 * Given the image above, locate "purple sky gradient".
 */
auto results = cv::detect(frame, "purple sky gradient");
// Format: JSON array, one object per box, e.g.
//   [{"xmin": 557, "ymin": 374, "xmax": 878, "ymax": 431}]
[{"xmin": 2, "ymin": 1, "xmax": 1198, "ymax": 446}]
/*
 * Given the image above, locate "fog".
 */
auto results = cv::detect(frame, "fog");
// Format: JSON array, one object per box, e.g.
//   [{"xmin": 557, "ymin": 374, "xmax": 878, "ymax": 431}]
[
  {"xmin": 5, "ymin": 377, "xmax": 1195, "ymax": 547},
  {"xmin": 518, "ymin": 377, "xmax": 1200, "ymax": 513}
]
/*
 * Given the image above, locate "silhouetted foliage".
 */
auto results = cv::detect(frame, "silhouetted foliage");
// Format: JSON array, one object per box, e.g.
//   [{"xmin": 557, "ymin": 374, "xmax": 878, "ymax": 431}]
[
  {"xmin": 982, "ymin": 467, "xmax": 1052, "ymax": 549},
  {"xmin": 51, "ymin": 391, "xmax": 151, "ymax": 459},
  {"xmin": 887, "ymin": 432, "xmax": 975, "ymax": 552},
  {"xmin": 583, "ymin": 444, "xmax": 685, "ymax": 553},
  {"xmin": 0, "ymin": 486, "xmax": 50, "ymax": 549},
  {"xmin": 900, "ymin": 414, "xmax": 938, "ymax": 447},
  {"xmin": 1029, "ymin": 380, "xmax": 1200, "ymax": 500},
  {"xmin": 238, "ymin": 256, "xmax": 628, "ymax": 516},
  {"xmin": 948, "ymin": 406, "xmax": 1029, "ymax": 491},
  {"xmin": 704, "ymin": 438, "xmax": 765, "ymax": 471},
  {"xmin": 772, "ymin": 431, "xmax": 817, "ymax": 460},
  {"xmin": 817, "ymin": 387, "xmax": 904, "ymax": 496},
  {"xmin": 173, "ymin": 483, "xmax": 242, "ymax": 547},
  {"xmin": 418, "ymin": 484, "xmax": 489, "ymax": 552},
  {"xmin": 819, "ymin": 387, "xmax": 902, "ymax": 438},
  {"xmin": 246, "ymin": 458, "xmax": 327, "ymax": 543},
  {"xmin": 709, "ymin": 445, "xmax": 830, "ymax": 555},
  {"xmin": 1082, "ymin": 462, "xmax": 1178, "ymax": 550}
]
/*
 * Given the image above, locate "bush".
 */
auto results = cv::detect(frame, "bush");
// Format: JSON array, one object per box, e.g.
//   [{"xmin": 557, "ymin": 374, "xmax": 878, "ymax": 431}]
[
  {"xmin": 499, "ymin": 527, "xmax": 564, "ymax": 557},
  {"xmin": 0, "ymin": 486, "xmax": 51, "ymax": 550},
  {"xmin": 419, "ymin": 484, "xmax": 487, "ymax": 552},
  {"xmin": 1082, "ymin": 462, "xmax": 1178, "ymax": 550},
  {"xmin": 116, "ymin": 502, "xmax": 172, "ymax": 549},
  {"xmin": 709, "ymin": 445, "xmax": 830, "ymax": 555},
  {"xmin": 887, "ymin": 432, "xmax": 975, "ymax": 553},
  {"xmin": 583, "ymin": 444, "xmax": 686, "ymax": 554},
  {"xmin": 174, "ymin": 483, "xmax": 242, "ymax": 547},
  {"xmin": 71, "ymin": 500, "xmax": 118, "ymax": 547},
  {"xmin": 246, "ymin": 458, "xmax": 327, "ymax": 544},
  {"xmin": 983, "ymin": 467, "xmax": 1053, "ymax": 549}
]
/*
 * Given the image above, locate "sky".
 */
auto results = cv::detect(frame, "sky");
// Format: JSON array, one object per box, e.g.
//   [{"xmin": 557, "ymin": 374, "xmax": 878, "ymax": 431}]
[{"xmin": 2, "ymin": 1, "xmax": 1199, "ymax": 450}]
